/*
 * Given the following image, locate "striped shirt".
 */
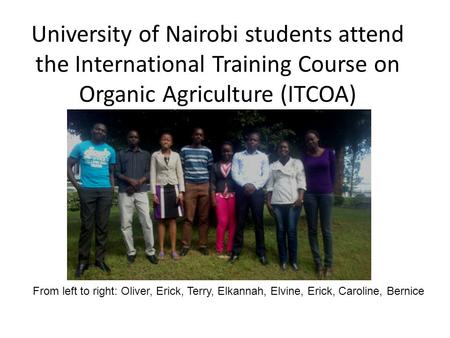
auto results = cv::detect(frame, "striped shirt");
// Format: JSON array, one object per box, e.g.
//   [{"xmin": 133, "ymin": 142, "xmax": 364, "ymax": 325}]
[{"xmin": 180, "ymin": 145, "xmax": 213, "ymax": 184}]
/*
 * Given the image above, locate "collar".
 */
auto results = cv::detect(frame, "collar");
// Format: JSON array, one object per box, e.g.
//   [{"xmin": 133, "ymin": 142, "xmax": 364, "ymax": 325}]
[
  {"xmin": 272, "ymin": 158, "xmax": 293, "ymax": 170},
  {"xmin": 243, "ymin": 149, "xmax": 261, "ymax": 156},
  {"xmin": 126, "ymin": 147, "xmax": 142, "ymax": 152}
]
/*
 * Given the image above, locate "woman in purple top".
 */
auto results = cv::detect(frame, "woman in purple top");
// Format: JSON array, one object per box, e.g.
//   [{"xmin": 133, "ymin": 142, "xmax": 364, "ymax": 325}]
[{"xmin": 302, "ymin": 130, "xmax": 336, "ymax": 279}]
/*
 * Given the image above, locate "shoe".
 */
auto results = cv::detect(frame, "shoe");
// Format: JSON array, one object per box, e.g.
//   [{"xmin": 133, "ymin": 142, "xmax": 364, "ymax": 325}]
[
  {"xmin": 280, "ymin": 263, "xmax": 287, "ymax": 271},
  {"xmin": 95, "ymin": 261, "xmax": 111, "ymax": 273},
  {"xmin": 171, "ymin": 251, "xmax": 180, "ymax": 260},
  {"xmin": 75, "ymin": 263, "xmax": 89, "ymax": 278},
  {"xmin": 228, "ymin": 254, "xmax": 239, "ymax": 263},
  {"xmin": 180, "ymin": 247, "xmax": 190, "ymax": 256},
  {"xmin": 158, "ymin": 251, "xmax": 165, "ymax": 260},
  {"xmin": 127, "ymin": 255, "xmax": 136, "ymax": 264},
  {"xmin": 146, "ymin": 255, "xmax": 158, "ymax": 265},
  {"xmin": 199, "ymin": 247, "xmax": 209, "ymax": 256},
  {"xmin": 324, "ymin": 267, "xmax": 333, "ymax": 278},
  {"xmin": 315, "ymin": 266, "xmax": 323, "ymax": 279},
  {"xmin": 259, "ymin": 255, "xmax": 269, "ymax": 266},
  {"xmin": 291, "ymin": 263, "xmax": 299, "ymax": 271}
]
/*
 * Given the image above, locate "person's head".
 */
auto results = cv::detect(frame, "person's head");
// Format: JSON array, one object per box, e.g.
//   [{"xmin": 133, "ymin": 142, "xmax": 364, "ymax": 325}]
[
  {"xmin": 127, "ymin": 130, "xmax": 140, "ymax": 147},
  {"xmin": 277, "ymin": 140, "xmax": 290, "ymax": 158},
  {"xmin": 305, "ymin": 130, "xmax": 320, "ymax": 151},
  {"xmin": 191, "ymin": 127, "xmax": 205, "ymax": 146},
  {"xmin": 221, "ymin": 142, "xmax": 234, "ymax": 162},
  {"xmin": 91, "ymin": 123, "xmax": 107, "ymax": 143},
  {"xmin": 245, "ymin": 131, "xmax": 260, "ymax": 152},
  {"xmin": 160, "ymin": 132, "xmax": 173, "ymax": 150}
]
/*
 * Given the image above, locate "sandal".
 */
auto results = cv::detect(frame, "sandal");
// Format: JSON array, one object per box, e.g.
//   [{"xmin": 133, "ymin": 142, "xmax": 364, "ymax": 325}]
[
  {"xmin": 171, "ymin": 251, "xmax": 180, "ymax": 260},
  {"xmin": 158, "ymin": 251, "xmax": 165, "ymax": 260}
]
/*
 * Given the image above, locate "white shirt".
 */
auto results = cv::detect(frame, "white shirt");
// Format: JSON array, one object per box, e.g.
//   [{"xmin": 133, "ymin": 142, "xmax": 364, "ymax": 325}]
[
  {"xmin": 266, "ymin": 158, "xmax": 306, "ymax": 204},
  {"xmin": 231, "ymin": 150, "xmax": 270, "ymax": 190}
]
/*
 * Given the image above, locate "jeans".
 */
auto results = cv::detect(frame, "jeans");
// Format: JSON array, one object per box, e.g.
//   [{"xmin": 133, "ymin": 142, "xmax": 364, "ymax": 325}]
[
  {"xmin": 272, "ymin": 205, "xmax": 301, "ymax": 265},
  {"xmin": 232, "ymin": 188, "xmax": 266, "ymax": 257},
  {"xmin": 303, "ymin": 193, "xmax": 333, "ymax": 268},
  {"xmin": 78, "ymin": 188, "xmax": 113, "ymax": 264}
]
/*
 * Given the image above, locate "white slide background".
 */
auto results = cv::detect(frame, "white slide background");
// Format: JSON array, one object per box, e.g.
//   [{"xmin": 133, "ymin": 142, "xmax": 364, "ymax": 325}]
[{"xmin": 0, "ymin": 0, "xmax": 449, "ymax": 337}]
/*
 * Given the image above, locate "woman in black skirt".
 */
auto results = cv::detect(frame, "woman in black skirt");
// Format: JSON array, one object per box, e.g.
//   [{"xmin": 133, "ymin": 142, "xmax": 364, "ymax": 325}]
[{"xmin": 150, "ymin": 133, "xmax": 185, "ymax": 260}]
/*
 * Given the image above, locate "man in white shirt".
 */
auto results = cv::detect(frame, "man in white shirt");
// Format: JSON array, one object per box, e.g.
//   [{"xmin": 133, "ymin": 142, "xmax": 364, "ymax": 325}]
[{"xmin": 230, "ymin": 132, "xmax": 270, "ymax": 265}]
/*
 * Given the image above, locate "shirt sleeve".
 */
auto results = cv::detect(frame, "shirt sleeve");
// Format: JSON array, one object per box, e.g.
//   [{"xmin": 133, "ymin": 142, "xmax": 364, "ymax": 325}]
[
  {"xmin": 144, "ymin": 152, "xmax": 151, "ymax": 182},
  {"xmin": 114, "ymin": 150, "xmax": 122, "ymax": 179},
  {"xmin": 109, "ymin": 147, "xmax": 116, "ymax": 165},
  {"xmin": 150, "ymin": 152, "xmax": 157, "ymax": 194},
  {"xmin": 180, "ymin": 148, "xmax": 185, "ymax": 169},
  {"xmin": 176, "ymin": 153, "xmax": 185, "ymax": 192},
  {"xmin": 69, "ymin": 143, "xmax": 81, "ymax": 160},
  {"xmin": 210, "ymin": 163, "xmax": 217, "ymax": 193},
  {"xmin": 254, "ymin": 154, "xmax": 270, "ymax": 190},
  {"xmin": 231, "ymin": 153, "xmax": 245, "ymax": 187},
  {"xmin": 265, "ymin": 164, "xmax": 274, "ymax": 192},
  {"xmin": 296, "ymin": 159, "xmax": 307, "ymax": 191}
]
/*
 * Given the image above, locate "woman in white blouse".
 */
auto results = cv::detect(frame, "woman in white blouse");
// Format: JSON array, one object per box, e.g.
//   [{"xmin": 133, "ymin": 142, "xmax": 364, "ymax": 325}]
[
  {"xmin": 151, "ymin": 133, "xmax": 185, "ymax": 260},
  {"xmin": 266, "ymin": 141, "xmax": 306, "ymax": 271}
]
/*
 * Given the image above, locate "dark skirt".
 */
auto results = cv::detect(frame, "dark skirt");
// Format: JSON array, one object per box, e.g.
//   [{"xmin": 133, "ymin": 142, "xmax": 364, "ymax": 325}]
[{"xmin": 154, "ymin": 184, "xmax": 183, "ymax": 220}]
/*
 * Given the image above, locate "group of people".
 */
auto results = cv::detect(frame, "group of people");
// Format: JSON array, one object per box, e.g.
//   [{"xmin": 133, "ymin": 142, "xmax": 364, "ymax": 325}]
[{"xmin": 67, "ymin": 123, "xmax": 335, "ymax": 279}]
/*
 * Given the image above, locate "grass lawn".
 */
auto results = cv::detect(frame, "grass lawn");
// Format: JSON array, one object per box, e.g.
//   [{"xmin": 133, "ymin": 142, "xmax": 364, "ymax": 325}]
[{"xmin": 67, "ymin": 204, "xmax": 370, "ymax": 280}]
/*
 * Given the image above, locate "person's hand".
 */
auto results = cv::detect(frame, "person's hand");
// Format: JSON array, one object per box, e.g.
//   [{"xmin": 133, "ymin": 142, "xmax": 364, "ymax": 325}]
[
  {"xmin": 244, "ymin": 184, "xmax": 256, "ymax": 195},
  {"xmin": 293, "ymin": 198, "xmax": 303, "ymax": 207},
  {"xmin": 128, "ymin": 178, "xmax": 140, "ymax": 189},
  {"xmin": 126, "ymin": 186, "xmax": 135, "ymax": 196},
  {"xmin": 267, "ymin": 201, "xmax": 274, "ymax": 217},
  {"xmin": 177, "ymin": 192, "xmax": 184, "ymax": 205},
  {"xmin": 153, "ymin": 194, "xmax": 160, "ymax": 205},
  {"xmin": 210, "ymin": 195, "xmax": 217, "ymax": 208}
]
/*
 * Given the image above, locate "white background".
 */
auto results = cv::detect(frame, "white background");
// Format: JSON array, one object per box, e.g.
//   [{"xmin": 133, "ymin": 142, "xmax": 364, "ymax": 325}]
[{"xmin": 1, "ymin": 0, "xmax": 449, "ymax": 337}]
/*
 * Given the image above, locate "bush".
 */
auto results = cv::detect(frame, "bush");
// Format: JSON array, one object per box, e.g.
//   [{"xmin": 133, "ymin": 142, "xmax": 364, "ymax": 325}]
[
  {"xmin": 334, "ymin": 195, "xmax": 345, "ymax": 206},
  {"xmin": 67, "ymin": 191, "xmax": 119, "ymax": 211},
  {"xmin": 344, "ymin": 194, "xmax": 371, "ymax": 209}
]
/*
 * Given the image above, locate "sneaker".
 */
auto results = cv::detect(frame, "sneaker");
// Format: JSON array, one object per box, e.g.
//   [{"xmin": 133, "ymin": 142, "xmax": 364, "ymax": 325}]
[
  {"xmin": 199, "ymin": 247, "xmax": 209, "ymax": 256},
  {"xmin": 146, "ymin": 254, "xmax": 158, "ymax": 265},
  {"xmin": 127, "ymin": 255, "xmax": 136, "ymax": 264},
  {"xmin": 180, "ymin": 247, "xmax": 190, "ymax": 256}
]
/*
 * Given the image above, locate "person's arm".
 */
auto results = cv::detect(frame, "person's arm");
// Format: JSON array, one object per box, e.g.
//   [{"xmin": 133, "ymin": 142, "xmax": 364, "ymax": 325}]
[
  {"xmin": 265, "ymin": 166, "xmax": 274, "ymax": 215},
  {"xmin": 109, "ymin": 148, "xmax": 116, "ymax": 192},
  {"xmin": 139, "ymin": 152, "xmax": 151, "ymax": 186},
  {"xmin": 231, "ymin": 153, "xmax": 245, "ymax": 187},
  {"xmin": 67, "ymin": 157, "xmax": 81, "ymax": 191},
  {"xmin": 294, "ymin": 160, "xmax": 306, "ymax": 207},
  {"xmin": 175, "ymin": 153, "xmax": 185, "ymax": 204},
  {"xmin": 210, "ymin": 164, "xmax": 217, "ymax": 207},
  {"xmin": 254, "ymin": 154, "xmax": 270, "ymax": 190},
  {"xmin": 150, "ymin": 153, "xmax": 157, "ymax": 194}
]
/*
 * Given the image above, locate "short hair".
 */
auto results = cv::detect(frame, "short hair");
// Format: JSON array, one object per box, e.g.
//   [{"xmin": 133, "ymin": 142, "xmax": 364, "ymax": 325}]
[
  {"xmin": 305, "ymin": 129, "xmax": 320, "ymax": 139},
  {"xmin": 245, "ymin": 130, "xmax": 261, "ymax": 140},
  {"xmin": 221, "ymin": 141, "xmax": 234, "ymax": 149},
  {"xmin": 92, "ymin": 123, "xmax": 107, "ymax": 131},
  {"xmin": 127, "ymin": 130, "xmax": 139, "ymax": 137},
  {"xmin": 160, "ymin": 132, "xmax": 173, "ymax": 140},
  {"xmin": 278, "ymin": 140, "xmax": 290, "ymax": 148},
  {"xmin": 192, "ymin": 127, "xmax": 204, "ymax": 134}
]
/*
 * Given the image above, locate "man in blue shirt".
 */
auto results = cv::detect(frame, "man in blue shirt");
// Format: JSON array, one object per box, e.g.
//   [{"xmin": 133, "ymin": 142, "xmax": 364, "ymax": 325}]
[
  {"xmin": 67, "ymin": 123, "xmax": 116, "ymax": 277},
  {"xmin": 230, "ymin": 131, "xmax": 270, "ymax": 265},
  {"xmin": 180, "ymin": 128, "xmax": 213, "ymax": 256}
]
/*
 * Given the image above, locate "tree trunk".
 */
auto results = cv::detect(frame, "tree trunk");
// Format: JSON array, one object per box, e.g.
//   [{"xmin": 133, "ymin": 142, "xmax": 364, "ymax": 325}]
[
  {"xmin": 334, "ymin": 145, "xmax": 345, "ymax": 197},
  {"xmin": 349, "ymin": 147, "xmax": 357, "ymax": 197}
]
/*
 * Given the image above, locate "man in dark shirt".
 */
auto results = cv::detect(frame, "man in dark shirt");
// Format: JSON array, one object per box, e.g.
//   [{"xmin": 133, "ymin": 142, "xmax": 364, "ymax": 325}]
[{"xmin": 116, "ymin": 130, "xmax": 157, "ymax": 265}]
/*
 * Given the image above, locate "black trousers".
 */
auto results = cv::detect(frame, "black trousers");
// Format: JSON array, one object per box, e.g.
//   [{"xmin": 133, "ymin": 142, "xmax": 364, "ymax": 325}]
[
  {"xmin": 232, "ymin": 188, "xmax": 266, "ymax": 257},
  {"xmin": 78, "ymin": 188, "xmax": 113, "ymax": 264}
]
